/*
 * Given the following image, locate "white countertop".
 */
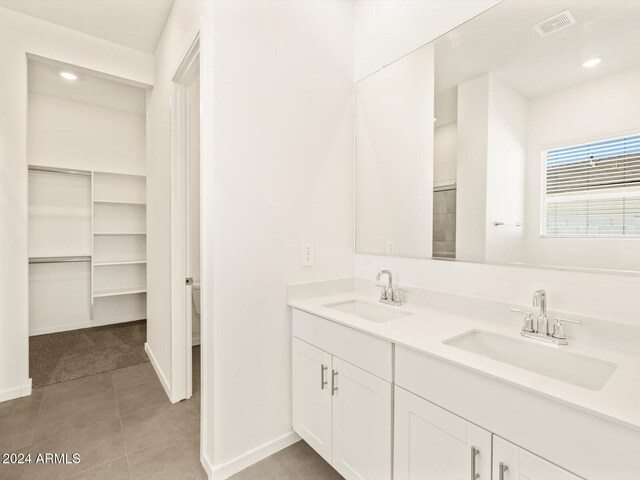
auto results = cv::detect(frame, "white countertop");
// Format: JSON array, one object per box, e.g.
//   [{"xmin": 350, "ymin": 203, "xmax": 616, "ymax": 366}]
[{"xmin": 289, "ymin": 292, "xmax": 640, "ymax": 433}]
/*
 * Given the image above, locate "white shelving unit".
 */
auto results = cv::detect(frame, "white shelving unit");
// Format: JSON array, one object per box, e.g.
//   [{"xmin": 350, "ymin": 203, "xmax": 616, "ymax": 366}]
[
  {"xmin": 91, "ymin": 171, "xmax": 147, "ymax": 317},
  {"xmin": 28, "ymin": 165, "xmax": 147, "ymax": 333}
]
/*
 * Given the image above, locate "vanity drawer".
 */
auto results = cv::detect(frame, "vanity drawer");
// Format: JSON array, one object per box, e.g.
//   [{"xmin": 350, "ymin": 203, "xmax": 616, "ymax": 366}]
[{"xmin": 292, "ymin": 309, "xmax": 392, "ymax": 381}]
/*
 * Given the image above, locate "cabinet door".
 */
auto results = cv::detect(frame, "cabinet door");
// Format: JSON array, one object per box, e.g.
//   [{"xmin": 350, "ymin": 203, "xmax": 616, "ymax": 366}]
[
  {"xmin": 394, "ymin": 386, "xmax": 492, "ymax": 480},
  {"xmin": 332, "ymin": 357, "xmax": 392, "ymax": 480},
  {"xmin": 493, "ymin": 436, "xmax": 582, "ymax": 480},
  {"xmin": 292, "ymin": 337, "xmax": 333, "ymax": 462}
]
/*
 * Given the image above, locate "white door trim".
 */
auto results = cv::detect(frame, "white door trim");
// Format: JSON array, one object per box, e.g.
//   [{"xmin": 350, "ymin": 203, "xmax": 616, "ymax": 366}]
[{"xmin": 170, "ymin": 32, "xmax": 201, "ymax": 404}]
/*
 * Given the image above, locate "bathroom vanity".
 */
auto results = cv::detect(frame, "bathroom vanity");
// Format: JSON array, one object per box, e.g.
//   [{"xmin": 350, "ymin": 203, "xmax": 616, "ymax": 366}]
[{"xmin": 290, "ymin": 292, "xmax": 640, "ymax": 480}]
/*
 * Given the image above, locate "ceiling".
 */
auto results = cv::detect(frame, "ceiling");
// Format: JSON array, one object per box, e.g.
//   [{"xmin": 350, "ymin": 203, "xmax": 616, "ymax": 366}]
[
  {"xmin": 434, "ymin": 1, "xmax": 640, "ymax": 126},
  {"xmin": 28, "ymin": 58, "xmax": 147, "ymax": 114},
  {"xmin": 0, "ymin": 0, "xmax": 173, "ymax": 53}
]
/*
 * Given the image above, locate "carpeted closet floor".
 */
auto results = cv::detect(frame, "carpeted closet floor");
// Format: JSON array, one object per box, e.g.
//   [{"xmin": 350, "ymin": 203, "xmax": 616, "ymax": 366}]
[{"xmin": 29, "ymin": 320, "xmax": 149, "ymax": 388}]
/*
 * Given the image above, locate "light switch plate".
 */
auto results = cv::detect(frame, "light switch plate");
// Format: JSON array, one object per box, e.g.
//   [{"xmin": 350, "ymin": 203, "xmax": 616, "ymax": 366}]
[{"xmin": 301, "ymin": 243, "xmax": 314, "ymax": 267}]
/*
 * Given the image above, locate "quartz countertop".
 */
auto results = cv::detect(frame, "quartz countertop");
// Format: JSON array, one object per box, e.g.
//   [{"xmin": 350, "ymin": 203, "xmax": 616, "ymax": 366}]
[{"xmin": 289, "ymin": 292, "xmax": 640, "ymax": 433}]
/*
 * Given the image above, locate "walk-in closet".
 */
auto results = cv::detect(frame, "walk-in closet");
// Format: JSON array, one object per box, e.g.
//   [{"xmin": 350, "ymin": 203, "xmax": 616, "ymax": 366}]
[{"xmin": 27, "ymin": 57, "xmax": 149, "ymax": 387}]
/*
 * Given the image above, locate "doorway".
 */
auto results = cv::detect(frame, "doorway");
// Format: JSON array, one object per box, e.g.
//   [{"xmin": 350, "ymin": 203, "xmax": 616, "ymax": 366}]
[{"xmin": 171, "ymin": 37, "xmax": 201, "ymax": 403}]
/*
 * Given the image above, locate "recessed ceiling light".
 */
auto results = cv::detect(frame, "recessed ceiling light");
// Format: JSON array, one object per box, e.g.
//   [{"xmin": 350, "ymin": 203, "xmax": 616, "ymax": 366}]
[
  {"xmin": 60, "ymin": 71, "xmax": 77, "ymax": 80},
  {"xmin": 582, "ymin": 58, "xmax": 601, "ymax": 68}
]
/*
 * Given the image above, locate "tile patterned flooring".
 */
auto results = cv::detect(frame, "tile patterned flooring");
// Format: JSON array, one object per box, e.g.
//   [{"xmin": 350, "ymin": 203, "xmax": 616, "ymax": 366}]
[
  {"xmin": 1, "ymin": 346, "xmax": 342, "ymax": 480},
  {"xmin": 0, "ymin": 348, "xmax": 204, "ymax": 480}
]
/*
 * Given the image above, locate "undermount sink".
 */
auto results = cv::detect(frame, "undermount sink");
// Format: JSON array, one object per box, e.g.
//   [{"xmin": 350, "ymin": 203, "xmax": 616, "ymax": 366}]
[
  {"xmin": 325, "ymin": 300, "xmax": 411, "ymax": 323},
  {"xmin": 444, "ymin": 330, "xmax": 617, "ymax": 391}
]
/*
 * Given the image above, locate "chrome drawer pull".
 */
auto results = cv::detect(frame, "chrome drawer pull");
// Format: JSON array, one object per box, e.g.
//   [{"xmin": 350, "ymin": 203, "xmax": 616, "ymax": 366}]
[
  {"xmin": 320, "ymin": 364, "xmax": 328, "ymax": 390},
  {"xmin": 471, "ymin": 446, "xmax": 479, "ymax": 479},
  {"xmin": 331, "ymin": 370, "xmax": 338, "ymax": 396},
  {"xmin": 499, "ymin": 462, "xmax": 509, "ymax": 480}
]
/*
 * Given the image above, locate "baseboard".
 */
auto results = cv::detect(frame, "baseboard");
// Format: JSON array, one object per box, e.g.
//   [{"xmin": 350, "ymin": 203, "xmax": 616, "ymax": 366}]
[
  {"xmin": 144, "ymin": 342, "xmax": 172, "ymax": 401},
  {"xmin": 30, "ymin": 314, "xmax": 146, "ymax": 336},
  {"xmin": 201, "ymin": 451, "xmax": 216, "ymax": 479},
  {"xmin": 0, "ymin": 378, "xmax": 32, "ymax": 402},
  {"xmin": 211, "ymin": 431, "xmax": 301, "ymax": 479}
]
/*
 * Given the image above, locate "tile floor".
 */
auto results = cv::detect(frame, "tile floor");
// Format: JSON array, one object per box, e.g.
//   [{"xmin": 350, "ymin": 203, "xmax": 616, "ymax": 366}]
[
  {"xmin": 1, "ymin": 346, "xmax": 342, "ymax": 480},
  {"xmin": 0, "ymin": 347, "xmax": 204, "ymax": 480}
]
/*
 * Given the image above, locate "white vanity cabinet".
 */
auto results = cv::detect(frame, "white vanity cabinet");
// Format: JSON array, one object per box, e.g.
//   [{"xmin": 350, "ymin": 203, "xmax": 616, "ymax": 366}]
[
  {"xmin": 292, "ymin": 309, "xmax": 393, "ymax": 480},
  {"xmin": 492, "ymin": 436, "xmax": 582, "ymax": 480},
  {"xmin": 394, "ymin": 386, "xmax": 492, "ymax": 480},
  {"xmin": 292, "ymin": 337, "xmax": 333, "ymax": 461}
]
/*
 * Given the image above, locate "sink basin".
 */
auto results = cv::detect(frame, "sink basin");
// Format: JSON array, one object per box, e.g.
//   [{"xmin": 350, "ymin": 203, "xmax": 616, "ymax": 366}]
[
  {"xmin": 325, "ymin": 300, "xmax": 411, "ymax": 323},
  {"xmin": 444, "ymin": 330, "xmax": 617, "ymax": 391}
]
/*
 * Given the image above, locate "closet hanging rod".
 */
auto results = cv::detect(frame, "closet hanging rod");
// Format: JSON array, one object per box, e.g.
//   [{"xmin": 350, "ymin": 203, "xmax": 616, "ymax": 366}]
[
  {"xmin": 29, "ymin": 256, "xmax": 91, "ymax": 264},
  {"xmin": 28, "ymin": 165, "xmax": 91, "ymax": 177}
]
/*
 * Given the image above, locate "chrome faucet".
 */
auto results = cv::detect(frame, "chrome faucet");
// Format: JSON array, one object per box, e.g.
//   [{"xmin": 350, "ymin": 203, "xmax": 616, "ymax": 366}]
[
  {"xmin": 532, "ymin": 289, "xmax": 548, "ymax": 335},
  {"xmin": 376, "ymin": 270, "xmax": 402, "ymax": 306},
  {"xmin": 511, "ymin": 289, "xmax": 581, "ymax": 345}
]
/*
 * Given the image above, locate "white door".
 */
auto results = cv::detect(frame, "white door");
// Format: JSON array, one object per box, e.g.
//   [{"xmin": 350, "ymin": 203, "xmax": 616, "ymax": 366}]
[
  {"xmin": 292, "ymin": 338, "xmax": 333, "ymax": 462},
  {"xmin": 331, "ymin": 357, "xmax": 392, "ymax": 480},
  {"xmin": 493, "ymin": 436, "xmax": 582, "ymax": 480},
  {"xmin": 394, "ymin": 386, "xmax": 492, "ymax": 480}
]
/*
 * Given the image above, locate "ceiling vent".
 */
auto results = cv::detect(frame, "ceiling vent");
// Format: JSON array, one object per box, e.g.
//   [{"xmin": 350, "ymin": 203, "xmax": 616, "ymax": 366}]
[{"xmin": 533, "ymin": 10, "xmax": 576, "ymax": 37}]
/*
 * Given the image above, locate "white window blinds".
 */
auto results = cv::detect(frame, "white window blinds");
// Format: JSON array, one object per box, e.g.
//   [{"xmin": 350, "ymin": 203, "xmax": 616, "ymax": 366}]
[{"xmin": 541, "ymin": 134, "xmax": 640, "ymax": 237}]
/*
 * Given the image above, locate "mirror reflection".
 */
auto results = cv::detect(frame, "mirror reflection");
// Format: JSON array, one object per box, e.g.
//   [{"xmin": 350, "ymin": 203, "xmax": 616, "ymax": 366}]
[{"xmin": 356, "ymin": 0, "xmax": 640, "ymax": 273}]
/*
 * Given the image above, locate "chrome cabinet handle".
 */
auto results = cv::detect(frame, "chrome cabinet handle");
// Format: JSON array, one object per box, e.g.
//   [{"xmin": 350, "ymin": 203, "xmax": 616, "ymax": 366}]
[
  {"xmin": 499, "ymin": 462, "xmax": 509, "ymax": 480},
  {"xmin": 320, "ymin": 365, "xmax": 328, "ymax": 390},
  {"xmin": 470, "ymin": 446, "xmax": 479, "ymax": 479},
  {"xmin": 331, "ymin": 370, "xmax": 338, "ymax": 396}
]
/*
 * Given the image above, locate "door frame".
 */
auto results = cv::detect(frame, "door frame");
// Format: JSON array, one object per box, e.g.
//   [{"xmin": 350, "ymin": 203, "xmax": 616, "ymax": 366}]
[{"xmin": 170, "ymin": 33, "xmax": 201, "ymax": 404}]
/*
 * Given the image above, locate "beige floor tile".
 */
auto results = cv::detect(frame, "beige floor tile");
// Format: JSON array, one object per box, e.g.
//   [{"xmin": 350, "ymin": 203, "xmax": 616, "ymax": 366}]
[
  {"xmin": 0, "ymin": 411, "xmax": 40, "ymax": 447},
  {"xmin": 64, "ymin": 456, "xmax": 130, "ymax": 480},
  {"xmin": 34, "ymin": 390, "xmax": 119, "ymax": 442},
  {"xmin": 111, "ymin": 363, "xmax": 156, "ymax": 392},
  {"xmin": 40, "ymin": 373, "xmax": 114, "ymax": 409},
  {"xmin": 0, "ymin": 430, "xmax": 35, "ymax": 452},
  {"xmin": 229, "ymin": 441, "xmax": 343, "ymax": 480},
  {"xmin": 115, "ymin": 380, "xmax": 170, "ymax": 417},
  {"xmin": 120, "ymin": 401, "xmax": 199, "ymax": 454},
  {"xmin": 0, "ymin": 390, "xmax": 43, "ymax": 419},
  {"xmin": 128, "ymin": 432, "xmax": 206, "ymax": 480},
  {"xmin": 0, "ymin": 461, "xmax": 27, "ymax": 480},
  {"xmin": 24, "ymin": 419, "xmax": 125, "ymax": 480}
]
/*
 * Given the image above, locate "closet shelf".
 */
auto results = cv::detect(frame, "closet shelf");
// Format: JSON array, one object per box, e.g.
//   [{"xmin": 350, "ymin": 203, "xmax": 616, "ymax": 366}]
[
  {"xmin": 93, "ymin": 286, "xmax": 147, "ymax": 298},
  {"xmin": 93, "ymin": 260, "xmax": 147, "ymax": 266},
  {"xmin": 93, "ymin": 232, "xmax": 146, "ymax": 235},
  {"xmin": 93, "ymin": 200, "xmax": 146, "ymax": 206}
]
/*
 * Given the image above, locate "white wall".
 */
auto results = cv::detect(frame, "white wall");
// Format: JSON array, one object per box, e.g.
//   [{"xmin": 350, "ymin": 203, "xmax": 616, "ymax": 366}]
[
  {"xmin": 433, "ymin": 123, "xmax": 457, "ymax": 186},
  {"xmin": 28, "ymin": 93, "xmax": 146, "ymax": 174},
  {"xmin": 148, "ymin": 1, "xmax": 354, "ymax": 474},
  {"xmin": 485, "ymin": 75, "xmax": 527, "ymax": 264},
  {"xmin": 356, "ymin": 43, "xmax": 434, "ymax": 258},
  {"xmin": 0, "ymin": 5, "xmax": 152, "ymax": 402},
  {"xmin": 354, "ymin": 0, "xmax": 498, "ymax": 81},
  {"xmin": 455, "ymin": 73, "xmax": 528, "ymax": 264},
  {"xmin": 525, "ymin": 66, "xmax": 640, "ymax": 271},
  {"xmin": 456, "ymin": 74, "xmax": 489, "ymax": 262}
]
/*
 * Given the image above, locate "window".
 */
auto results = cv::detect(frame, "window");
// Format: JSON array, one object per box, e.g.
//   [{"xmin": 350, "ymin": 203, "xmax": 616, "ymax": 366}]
[{"xmin": 541, "ymin": 134, "xmax": 640, "ymax": 237}]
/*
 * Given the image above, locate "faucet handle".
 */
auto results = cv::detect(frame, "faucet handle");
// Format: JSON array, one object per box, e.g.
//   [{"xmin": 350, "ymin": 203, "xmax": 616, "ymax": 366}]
[
  {"xmin": 554, "ymin": 316, "xmax": 582, "ymax": 325},
  {"xmin": 551, "ymin": 316, "xmax": 581, "ymax": 341},
  {"xmin": 379, "ymin": 285, "xmax": 389, "ymax": 300}
]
